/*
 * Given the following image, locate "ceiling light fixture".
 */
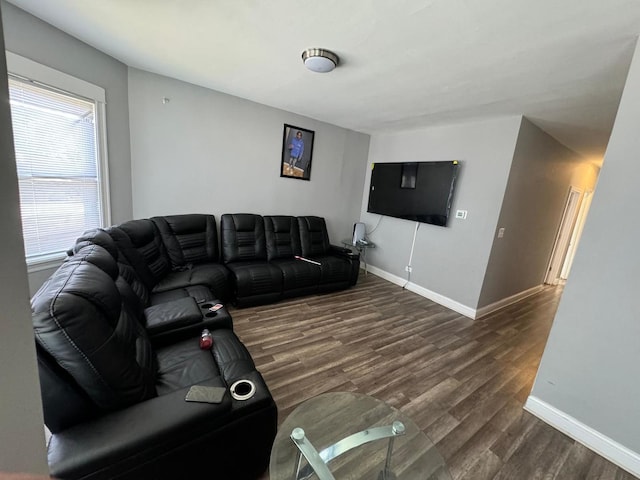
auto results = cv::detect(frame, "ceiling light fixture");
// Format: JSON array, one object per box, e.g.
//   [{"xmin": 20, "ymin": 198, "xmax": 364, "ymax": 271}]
[{"xmin": 302, "ymin": 48, "xmax": 339, "ymax": 73}]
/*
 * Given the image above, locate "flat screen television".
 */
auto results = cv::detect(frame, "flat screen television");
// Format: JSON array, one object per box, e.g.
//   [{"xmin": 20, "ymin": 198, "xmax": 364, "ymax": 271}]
[{"xmin": 367, "ymin": 161, "xmax": 459, "ymax": 227}]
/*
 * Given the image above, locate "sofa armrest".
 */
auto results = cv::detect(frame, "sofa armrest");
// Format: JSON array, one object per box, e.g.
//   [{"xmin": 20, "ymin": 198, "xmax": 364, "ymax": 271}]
[
  {"xmin": 48, "ymin": 382, "xmax": 229, "ymax": 479},
  {"xmin": 144, "ymin": 297, "xmax": 202, "ymax": 335},
  {"xmin": 144, "ymin": 298, "xmax": 234, "ymax": 346},
  {"xmin": 329, "ymin": 244, "xmax": 361, "ymax": 286},
  {"xmin": 330, "ymin": 244, "xmax": 360, "ymax": 260},
  {"xmin": 48, "ymin": 372, "xmax": 276, "ymax": 479}
]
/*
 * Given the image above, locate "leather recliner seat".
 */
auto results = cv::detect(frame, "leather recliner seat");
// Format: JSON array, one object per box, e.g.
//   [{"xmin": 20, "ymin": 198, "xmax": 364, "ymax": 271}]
[
  {"xmin": 221, "ymin": 214, "xmax": 284, "ymax": 307},
  {"xmin": 265, "ymin": 215, "xmax": 321, "ymax": 299},
  {"xmin": 297, "ymin": 216, "xmax": 360, "ymax": 292}
]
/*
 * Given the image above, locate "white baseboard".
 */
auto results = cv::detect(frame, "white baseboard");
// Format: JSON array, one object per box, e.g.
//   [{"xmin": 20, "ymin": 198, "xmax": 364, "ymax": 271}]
[
  {"xmin": 475, "ymin": 284, "xmax": 543, "ymax": 318},
  {"xmin": 364, "ymin": 264, "xmax": 406, "ymax": 287},
  {"xmin": 404, "ymin": 281, "xmax": 477, "ymax": 318},
  {"xmin": 365, "ymin": 265, "xmax": 547, "ymax": 320},
  {"xmin": 525, "ymin": 396, "xmax": 640, "ymax": 477},
  {"xmin": 365, "ymin": 265, "xmax": 476, "ymax": 318}
]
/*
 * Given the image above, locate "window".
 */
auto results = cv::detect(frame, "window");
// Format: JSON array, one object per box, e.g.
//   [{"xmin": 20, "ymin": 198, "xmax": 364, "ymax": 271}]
[{"xmin": 7, "ymin": 53, "xmax": 109, "ymax": 268}]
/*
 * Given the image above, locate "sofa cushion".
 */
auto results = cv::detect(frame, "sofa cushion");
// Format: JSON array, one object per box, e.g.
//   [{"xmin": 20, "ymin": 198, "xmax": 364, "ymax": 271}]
[
  {"xmin": 154, "ymin": 329, "xmax": 257, "ymax": 401},
  {"xmin": 221, "ymin": 213, "xmax": 267, "ymax": 263},
  {"xmin": 152, "ymin": 214, "xmax": 220, "ymax": 266},
  {"xmin": 72, "ymin": 230, "xmax": 147, "ymax": 319},
  {"xmin": 270, "ymin": 258, "xmax": 320, "ymax": 294},
  {"xmin": 155, "ymin": 339, "xmax": 224, "ymax": 395},
  {"xmin": 31, "ymin": 244, "xmax": 157, "ymax": 413},
  {"xmin": 225, "ymin": 261, "xmax": 283, "ymax": 305},
  {"xmin": 74, "ymin": 228, "xmax": 120, "ymax": 262},
  {"xmin": 264, "ymin": 215, "xmax": 301, "ymax": 260},
  {"xmin": 75, "ymin": 228, "xmax": 151, "ymax": 308},
  {"xmin": 109, "ymin": 219, "xmax": 171, "ymax": 287},
  {"xmin": 152, "ymin": 263, "xmax": 231, "ymax": 301},
  {"xmin": 298, "ymin": 216, "xmax": 332, "ymax": 257},
  {"xmin": 150, "ymin": 284, "xmax": 214, "ymax": 305},
  {"xmin": 313, "ymin": 255, "xmax": 353, "ymax": 289}
]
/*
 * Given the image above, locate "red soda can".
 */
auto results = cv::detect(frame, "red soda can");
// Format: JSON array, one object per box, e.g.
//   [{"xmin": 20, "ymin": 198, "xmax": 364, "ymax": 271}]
[{"xmin": 199, "ymin": 329, "xmax": 213, "ymax": 349}]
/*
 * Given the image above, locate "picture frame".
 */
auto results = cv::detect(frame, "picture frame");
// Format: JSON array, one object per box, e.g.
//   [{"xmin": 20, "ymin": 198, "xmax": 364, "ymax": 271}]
[{"xmin": 281, "ymin": 124, "xmax": 314, "ymax": 181}]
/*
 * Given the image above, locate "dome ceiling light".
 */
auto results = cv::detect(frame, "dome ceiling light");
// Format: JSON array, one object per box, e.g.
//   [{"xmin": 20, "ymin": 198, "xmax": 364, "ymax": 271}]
[{"xmin": 302, "ymin": 48, "xmax": 339, "ymax": 73}]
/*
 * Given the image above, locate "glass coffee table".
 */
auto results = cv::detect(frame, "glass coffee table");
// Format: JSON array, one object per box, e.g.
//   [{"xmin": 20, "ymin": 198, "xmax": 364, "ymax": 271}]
[{"xmin": 270, "ymin": 392, "xmax": 452, "ymax": 480}]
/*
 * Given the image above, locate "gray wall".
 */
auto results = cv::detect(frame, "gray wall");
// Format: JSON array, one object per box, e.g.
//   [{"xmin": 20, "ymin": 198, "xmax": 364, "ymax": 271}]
[
  {"xmin": 1, "ymin": 1, "xmax": 133, "ymax": 294},
  {"xmin": 531, "ymin": 39, "xmax": 640, "ymax": 453},
  {"xmin": 359, "ymin": 116, "xmax": 522, "ymax": 309},
  {"xmin": 477, "ymin": 117, "xmax": 599, "ymax": 308},
  {"xmin": 0, "ymin": 5, "xmax": 48, "ymax": 473},
  {"xmin": 128, "ymin": 68, "xmax": 370, "ymax": 241}
]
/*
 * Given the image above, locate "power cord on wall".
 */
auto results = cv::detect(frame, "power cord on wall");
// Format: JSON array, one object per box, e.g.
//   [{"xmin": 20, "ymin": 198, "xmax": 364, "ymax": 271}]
[
  {"xmin": 403, "ymin": 222, "xmax": 420, "ymax": 289},
  {"xmin": 366, "ymin": 215, "xmax": 383, "ymax": 237}
]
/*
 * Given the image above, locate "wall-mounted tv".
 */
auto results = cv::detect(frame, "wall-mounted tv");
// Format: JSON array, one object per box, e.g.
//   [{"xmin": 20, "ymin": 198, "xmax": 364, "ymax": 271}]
[{"xmin": 367, "ymin": 161, "xmax": 459, "ymax": 227}]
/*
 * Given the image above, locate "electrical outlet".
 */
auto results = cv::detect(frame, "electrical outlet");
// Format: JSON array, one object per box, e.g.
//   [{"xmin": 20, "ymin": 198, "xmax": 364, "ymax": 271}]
[
  {"xmin": 405, "ymin": 266, "xmax": 412, "ymax": 273},
  {"xmin": 498, "ymin": 227, "xmax": 505, "ymax": 238}
]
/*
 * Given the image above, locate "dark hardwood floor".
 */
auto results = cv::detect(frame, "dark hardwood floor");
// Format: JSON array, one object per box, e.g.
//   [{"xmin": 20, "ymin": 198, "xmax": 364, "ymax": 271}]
[{"xmin": 231, "ymin": 274, "xmax": 637, "ymax": 479}]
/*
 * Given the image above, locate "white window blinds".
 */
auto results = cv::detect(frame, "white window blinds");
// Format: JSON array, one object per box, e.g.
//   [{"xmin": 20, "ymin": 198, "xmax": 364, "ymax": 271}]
[{"xmin": 9, "ymin": 76, "xmax": 105, "ymax": 263}]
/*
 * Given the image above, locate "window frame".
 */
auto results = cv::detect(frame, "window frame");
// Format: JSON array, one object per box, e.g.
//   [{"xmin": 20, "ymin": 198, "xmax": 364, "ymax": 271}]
[{"xmin": 6, "ymin": 52, "xmax": 111, "ymax": 271}]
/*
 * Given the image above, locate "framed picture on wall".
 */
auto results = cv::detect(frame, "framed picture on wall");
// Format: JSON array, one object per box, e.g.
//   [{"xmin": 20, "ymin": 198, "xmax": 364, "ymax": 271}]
[{"xmin": 281, "ymin": 124, "xmax": 314, "ymax": 181}]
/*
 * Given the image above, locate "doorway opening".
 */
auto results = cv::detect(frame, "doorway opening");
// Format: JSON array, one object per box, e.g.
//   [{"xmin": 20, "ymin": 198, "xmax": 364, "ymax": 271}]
[
  {"xmin": 545, "ymin": 187, "xmax": 586, "ymax": 285},
  {"xmin": 560, "ymin": 190, "xmax": 594, "ymax": 280}
]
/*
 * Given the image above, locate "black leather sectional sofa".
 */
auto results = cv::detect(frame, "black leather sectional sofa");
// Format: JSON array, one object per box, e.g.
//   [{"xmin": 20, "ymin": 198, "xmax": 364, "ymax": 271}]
[{"xmin": 30, "ymin": 213, "xmax": 359, "ymax": 479}]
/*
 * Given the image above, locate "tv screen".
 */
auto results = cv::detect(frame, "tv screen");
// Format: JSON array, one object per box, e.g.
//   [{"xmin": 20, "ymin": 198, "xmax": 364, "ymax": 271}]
[{"xmin": 367, "ymin": 161, "xmax": 459, "ymax": 226}]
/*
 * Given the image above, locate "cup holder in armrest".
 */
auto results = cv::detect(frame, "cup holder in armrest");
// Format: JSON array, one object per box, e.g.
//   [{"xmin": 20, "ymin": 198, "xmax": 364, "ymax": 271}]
[
  {"xmin": 195, "ymin": 301, "xmax": 232, "ymax": 330},
  {"xmin": 230, "ymin": 379, "xmax": 256, "ymax": 401}
]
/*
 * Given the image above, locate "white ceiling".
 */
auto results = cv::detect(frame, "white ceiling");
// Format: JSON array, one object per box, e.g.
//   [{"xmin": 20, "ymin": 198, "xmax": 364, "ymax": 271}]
[{"xmin": 7, "ymin": 0, "xmax": 640, "ymax": 158}]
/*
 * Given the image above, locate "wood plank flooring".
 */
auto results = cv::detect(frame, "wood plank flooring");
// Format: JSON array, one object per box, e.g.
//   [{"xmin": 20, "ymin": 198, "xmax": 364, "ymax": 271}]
[{"xmin": 230, "ymin": 274, "xmax": 637, "ymax": 480}]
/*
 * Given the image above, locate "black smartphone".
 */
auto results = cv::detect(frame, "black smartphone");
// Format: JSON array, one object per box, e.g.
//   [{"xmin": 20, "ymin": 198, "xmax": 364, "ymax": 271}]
[{"xmin": 185, "ymin": 385, "xmax": 226, "ymax": 404}]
